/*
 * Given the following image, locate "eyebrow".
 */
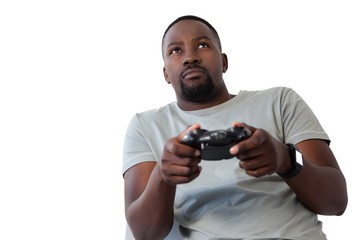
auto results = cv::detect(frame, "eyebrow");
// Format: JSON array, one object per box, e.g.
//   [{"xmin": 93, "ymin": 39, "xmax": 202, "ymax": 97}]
[{"xmin": 165, "ymin": 36, "xmax": 212, "ymax": 49}]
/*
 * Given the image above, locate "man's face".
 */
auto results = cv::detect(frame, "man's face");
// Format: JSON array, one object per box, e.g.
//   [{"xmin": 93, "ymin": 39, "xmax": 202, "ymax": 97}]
[{"xmin": 162, "ymin": 20, "xmax": 227, "ymax": 103}]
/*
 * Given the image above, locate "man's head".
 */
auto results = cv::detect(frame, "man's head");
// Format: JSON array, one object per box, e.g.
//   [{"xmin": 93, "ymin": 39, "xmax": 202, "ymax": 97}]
[
  {"xmin": 162, "ymin": 15, "xmax": 229, "ymax": 110},
  {"xmin": 162, "ymin": 15, "xmax": 222, "ymax": 56}
]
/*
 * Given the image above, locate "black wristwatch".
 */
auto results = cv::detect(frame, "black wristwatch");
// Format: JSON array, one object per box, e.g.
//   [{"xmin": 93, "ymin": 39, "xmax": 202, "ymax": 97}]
[{"xmin": 277, "ymin": 144, "xmax": 303, "ymax": 179}]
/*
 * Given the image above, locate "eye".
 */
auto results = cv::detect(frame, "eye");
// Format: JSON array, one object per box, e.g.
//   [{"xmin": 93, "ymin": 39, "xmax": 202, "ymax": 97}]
[
  {"xmin": 170, "ymin": 47, "xmax": 181, "ymax": 55},
  {"xmin": 198, "ymin": 43, "xmax": 209, "ymax": 49}
]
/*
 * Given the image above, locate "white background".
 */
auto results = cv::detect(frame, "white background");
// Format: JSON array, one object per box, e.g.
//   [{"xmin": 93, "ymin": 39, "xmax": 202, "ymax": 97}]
[{"xmin": 1, "ymin": 0, "xmax": 359, "ymax": 239}]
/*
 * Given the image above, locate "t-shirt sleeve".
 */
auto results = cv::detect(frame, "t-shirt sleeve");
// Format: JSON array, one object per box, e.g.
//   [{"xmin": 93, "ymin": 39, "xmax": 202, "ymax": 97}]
[
  {"xmin": 122, "ymin": 114, "xmax": 156, "ymax": 175},
  {"xmin": 281, "ymin": 88, "xmax": 330, "ymax": 145}
]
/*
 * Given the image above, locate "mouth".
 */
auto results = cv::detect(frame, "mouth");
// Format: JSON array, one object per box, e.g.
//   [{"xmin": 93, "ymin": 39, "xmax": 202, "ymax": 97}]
[{"xmin": 181, "ymin": 68, "xmax": 205, "ymax": 80}]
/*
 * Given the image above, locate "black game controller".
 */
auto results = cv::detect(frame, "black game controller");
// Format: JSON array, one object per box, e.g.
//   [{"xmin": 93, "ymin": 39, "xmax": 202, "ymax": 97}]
[{"xmin": 180, "ymin": 126, "xmax": 252, "ymax": 160}]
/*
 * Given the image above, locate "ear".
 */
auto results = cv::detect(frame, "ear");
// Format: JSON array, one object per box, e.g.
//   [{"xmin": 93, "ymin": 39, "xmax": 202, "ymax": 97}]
[
  {"xmin": 163, "ymin": 67, "xmax": 170, "ymax": 84},
  {"xmin": 222, "ymin": 53, "xmax": 228, "ymax": 73}
]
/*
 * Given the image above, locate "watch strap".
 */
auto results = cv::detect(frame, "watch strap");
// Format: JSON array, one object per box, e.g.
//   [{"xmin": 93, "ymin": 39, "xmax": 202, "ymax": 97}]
[{"xmin": 277, "ymin": 144, "xmax": 303, "ymax": 179}]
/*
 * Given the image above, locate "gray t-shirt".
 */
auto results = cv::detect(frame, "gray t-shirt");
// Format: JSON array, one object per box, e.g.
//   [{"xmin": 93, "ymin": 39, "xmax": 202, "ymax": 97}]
[{"xmin": 123, "ymin": 87, "xmax": 329, "ymax": 240}]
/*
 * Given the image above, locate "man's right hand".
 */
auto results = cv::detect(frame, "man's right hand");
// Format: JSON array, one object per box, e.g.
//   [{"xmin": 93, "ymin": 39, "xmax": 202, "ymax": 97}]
[{"xmin": 160, "ymin": 124, "xmax": 202, "ymax": 185}]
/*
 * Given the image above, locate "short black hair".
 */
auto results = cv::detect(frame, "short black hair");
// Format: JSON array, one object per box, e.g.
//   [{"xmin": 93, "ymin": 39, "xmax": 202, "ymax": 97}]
[{"xmin": 161, "ymin": 15, "xmax": 222, "ymax": 55}]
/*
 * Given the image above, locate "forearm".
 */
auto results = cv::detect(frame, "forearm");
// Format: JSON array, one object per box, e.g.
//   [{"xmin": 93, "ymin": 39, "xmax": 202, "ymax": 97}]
[
  {"xmin": 126, "ymin": 165, "xmax": 176, "ymax": 240},
  {"xmin": 284, "ymin": 162, "xmax": 347, "ymax": 215}
]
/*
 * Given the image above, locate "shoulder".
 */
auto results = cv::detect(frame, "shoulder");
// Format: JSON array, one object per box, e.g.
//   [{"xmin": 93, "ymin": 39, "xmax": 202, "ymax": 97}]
[
  {"xmin": 258, "ymin": 86, "xmax": 296, "ymax": 96},
  {"xmin": 236, "ymin": 86, "xmax": 298, "ymax": 103},
  {"xmin": 135, "ymin": 101, "xmax": 177, "ymax": 119},
  {"xmin": 127, "ymin": 101, "xmax": 178, "ymax": 130},
  {"xmin": 237, "ymin": 86, "xmax": 295, "ymax": 96}
]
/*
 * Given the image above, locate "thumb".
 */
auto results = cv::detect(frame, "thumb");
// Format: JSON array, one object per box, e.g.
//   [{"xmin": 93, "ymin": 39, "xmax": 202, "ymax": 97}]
[{"xmin": 232, "ymin": 121, "xmax": 256, "ymax": 133}]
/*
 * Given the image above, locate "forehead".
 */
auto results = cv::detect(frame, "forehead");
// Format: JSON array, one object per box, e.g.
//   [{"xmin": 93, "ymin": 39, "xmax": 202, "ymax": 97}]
[{"xmin": 163, "ymin": 20, "xmax": 217, "ymax": 48}]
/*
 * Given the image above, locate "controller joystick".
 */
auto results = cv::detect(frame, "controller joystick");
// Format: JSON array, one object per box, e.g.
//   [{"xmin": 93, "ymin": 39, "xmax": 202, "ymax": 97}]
[{"xmin": 180, "ymin": 126, "xmax": 251, "ymax": 160}]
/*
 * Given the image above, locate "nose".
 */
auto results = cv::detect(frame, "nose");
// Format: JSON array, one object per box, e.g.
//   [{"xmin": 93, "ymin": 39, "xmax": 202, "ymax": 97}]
[{"xmin": 183, "ymin": 50, "xmax": 201, "ymax": 66}]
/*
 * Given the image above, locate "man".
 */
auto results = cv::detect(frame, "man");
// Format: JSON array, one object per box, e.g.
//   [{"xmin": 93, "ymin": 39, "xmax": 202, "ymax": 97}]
[{"xmin": 123, "ymin": 15, "xmax": 348, "ymax": 239}]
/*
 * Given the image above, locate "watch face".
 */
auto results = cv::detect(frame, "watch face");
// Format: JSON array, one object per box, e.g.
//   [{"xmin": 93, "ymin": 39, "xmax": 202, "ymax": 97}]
[
  {"xmin": 295, "ymin": 149, "xmax": 303, "ymax": 165},
  {"xmin": 290, "ymin": 144, "xmax": 303, "ymax": 165}
]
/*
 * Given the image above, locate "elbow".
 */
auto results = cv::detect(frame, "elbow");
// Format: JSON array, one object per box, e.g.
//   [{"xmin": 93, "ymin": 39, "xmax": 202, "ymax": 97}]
[
  {"xmin": 127, "ymin": 223, "xmax": 171, "ymax": 240},
  {"xmin": 334, "ymin": 194, "xmax": 348, "ymax": 216},
  {"xmin": 126, "ymin": 210, "xmax": 173, "ymax": 240},
  {"xmin": 321, "ymin": 172, "xmax": 349, "ymax": 216},
  {"xmin": 332, "ymin": 180, "xmax": 348, "ymax": 216},
  {"xmin": 318, "ymin": 189, "xmax": 348, "ymax": 216},
  {"xmin": 301, "ymin": 184, "xmax": 348, "ymax": 216}
]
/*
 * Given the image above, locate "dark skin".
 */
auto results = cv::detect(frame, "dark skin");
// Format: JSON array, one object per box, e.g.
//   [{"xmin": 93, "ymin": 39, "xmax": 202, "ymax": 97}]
[{"xmin": 124, "ymin": 19, "xmax": 348, "ymax": 240}]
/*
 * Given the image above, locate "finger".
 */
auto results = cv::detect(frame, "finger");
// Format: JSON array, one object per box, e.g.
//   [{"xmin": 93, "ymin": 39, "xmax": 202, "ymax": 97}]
[
  {"xmin": 177, "ymin": 123, "xmax": 201, "ymax": 141},
  {"xmin": 239, "ymin": 158, "xmax": 266, "ymax": 170},
  {"xmin": 230, "ymin": 129, "xmax": 264, "ymax": 156},
  {"xmin": 164, "ymin": 137, "xmax": 200, "ymax": 158},
  {"xmin": 174, "ymin": 163, "xmax": 201, "ymax": 176},
  {"xmin": 165, "ymin": 165, "xmax": 202, "ymax": 184},
  {"xmin": 244, "ymin": 167, "xmax": 274, "ymax": 178},
  {"xmin": 230, "ymin": 139, "xmax": 252, "ymax": 156},
  {"xmin": 239, "ymin": 159, "xmax": 276, "ymax": 177},
  {"xmin": 243, "ymin": 165, "xmax": 272, "ymax": 178},
  {"xmin": 170, "ymin": 155, "xmax": 201, "ymax": 166}
]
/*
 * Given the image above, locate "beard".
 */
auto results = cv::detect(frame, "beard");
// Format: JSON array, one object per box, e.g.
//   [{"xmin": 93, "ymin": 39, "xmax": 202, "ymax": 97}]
[{"xmin": 180, "ymin": 75, "xmax": 215, "ymax": 102}]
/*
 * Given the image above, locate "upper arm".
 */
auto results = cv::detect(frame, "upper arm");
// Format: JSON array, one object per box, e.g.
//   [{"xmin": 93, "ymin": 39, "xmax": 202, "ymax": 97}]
[{"xmin": 296, "ymin": 139, "xmax": 341, "ymax": 170}]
